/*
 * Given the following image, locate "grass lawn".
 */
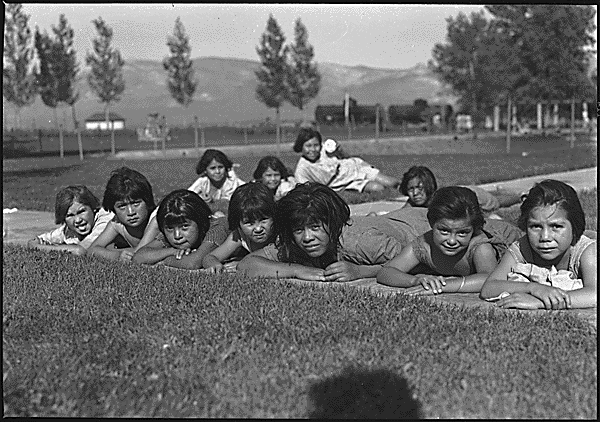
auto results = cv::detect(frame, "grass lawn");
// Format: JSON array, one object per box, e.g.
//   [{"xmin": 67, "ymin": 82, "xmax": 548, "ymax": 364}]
[{"xmin": 3, "ymin": 244, "xmax": 597, "ymax": 418}]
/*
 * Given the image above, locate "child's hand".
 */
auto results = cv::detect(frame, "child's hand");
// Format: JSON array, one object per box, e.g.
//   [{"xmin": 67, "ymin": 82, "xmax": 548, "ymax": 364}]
[
  {"xmin": 412, "ymin": 274, "xmax": 446, "ymax": 294},
  {"xmin": 39, "ymin": 238, "xmax": 53, "ymax": 245},
  {"xmin": 324, "ymin": 261, "xmax": 361, "ymax": 282},
  {"xmin": 173, "ymin": 248, "xmax": 193, "ymax": 260},
  {"xmin": 293, "ymin": 266, "xmax": 326, "ymax": 282},
  {"xmin": 222, "ymin": 261, "xmax": 238, "ymax": 272},
  {"xmin": 495, "ymin": 292, "xmax": 544, "ymax": 310},
  {"xmin": 119, "ymin": 250, "xmax": 134, "ymax": 262},
  {"xmin": 529, "ymin": 284, "xmax": 571, "ymax": 310}
]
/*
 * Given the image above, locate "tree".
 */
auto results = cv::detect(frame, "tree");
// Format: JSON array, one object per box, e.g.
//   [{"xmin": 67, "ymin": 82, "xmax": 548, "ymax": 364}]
[
  {"xmin": 53, "ymin": 14, "xmax": 81, "ymax": 132},
  {"xmin": 255, "ymin": 14, "xmax": 288, "ymax": 152},
  {"xmin": 86, "ymin": 17, "xmax": 125, "ymax": 155},
  {"xmin": 3, "ymin": 3, "xmax": 37, "ymax": 130},
  {"xmin": 163, "ymin": 17, "xmax": 197, "ymax": 128},
  {"xmin": 286, "ymin": 18, "xmax": 320, "ymax": 115},
  {"xmin": 34, "ymin": 27, "xmax": 61, "ymax": 131}
]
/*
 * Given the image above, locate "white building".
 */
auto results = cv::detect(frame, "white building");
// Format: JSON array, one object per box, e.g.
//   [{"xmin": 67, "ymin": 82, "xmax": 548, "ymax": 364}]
[{"xmin": 84, "ymin": 112, "xmax": 126, "ymax": 131}]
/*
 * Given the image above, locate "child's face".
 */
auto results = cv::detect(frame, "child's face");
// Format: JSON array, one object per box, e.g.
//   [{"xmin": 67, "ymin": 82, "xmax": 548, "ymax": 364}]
[
  {"xmin": 164, "ymin": 218, "xmax": 200, "ymax": 250},
  {"xmin": 292, "ymin": 221, "xmax": 330, "ymax": 258},
  {"xmin": 261, "ymin": 167, "xmax": 282, "ymax": 190},
  {"xmin": 64, "ymin": 201, "xmax": 96, "ymax": 239},
  {"xmin": 113, "ymin": 198, "xmax": 150, "ymax": 228},
  {"xmin": 206, "ymin": 159, "xmax": 226, "ymax": 183},
  {"xmin": 301, "ymin": 137, "xmax": 321, "ymax": 162},
  {"xmin": 240, "ymin": 217, "xmax": 274, "ymax": 245},
  {"xmin": 431, "ymin": 217, "xmax": 474, "ymax": 256},
  {"xmin": 407, "ymin": 177, "xmax": 427, "ymax": 206},
  {"xmin": 526, "ymin": 204, "xmax": 573, "ymax": 262}
]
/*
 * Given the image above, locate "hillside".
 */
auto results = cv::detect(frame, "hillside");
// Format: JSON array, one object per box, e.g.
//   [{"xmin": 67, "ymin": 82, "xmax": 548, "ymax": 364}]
[{"xmin": 4, "ymin": 57, "xmax": 457, "ymax": 130}]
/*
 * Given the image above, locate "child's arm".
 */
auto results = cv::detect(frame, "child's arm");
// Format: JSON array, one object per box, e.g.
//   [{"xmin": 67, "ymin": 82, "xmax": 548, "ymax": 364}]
[
  {"xmin": 134, "ymin": 215, "xmax": 160, "ymax": 252},
  {"xmin": 87, "ymin": 223, "xmax": 134, "ymax": 262},
  {"xmin": 480, "ymin": 250, "xmax": 571, "ymax": 310},
  {"xmin": 376, "ymin": 244, "xmax": 424, "ymax": 287},
  {"xmin": 27, "ymin": 238, "xmax": 87, "ymax": 256},
  {"xmin": 202, "ymin": 232, "xmax": 241, "ymax": 271},
  {"xmin": 564, "ymin": 242, "xmax": 597, "ymax": 309},
  {"xmin": 159, "ymin": 238, "xmax": 221, "ymax": 270},
  {"xmin": 237, "ymin": 249, "xmax": 326, "ymax": 281},
  {"xmin": 132, "ymin": 239, "xmax": 181, "ymax": 265},
  {"xmin": 323, "ymin": 261, "xmax": 382, "ymax": 282}
]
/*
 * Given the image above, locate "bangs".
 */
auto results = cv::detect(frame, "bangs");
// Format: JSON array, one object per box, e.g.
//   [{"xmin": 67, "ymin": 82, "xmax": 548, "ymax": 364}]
[
  {"xmin": 162, "ymin": 213, "xmax": 188, "ymax": 229},
  {"xmin": 240, "ymin": 200, "xmax": 273, "ymax": 223},
  {"xmin": 288, "ymin": 208, "xmax": 324, "ymax": 232}
]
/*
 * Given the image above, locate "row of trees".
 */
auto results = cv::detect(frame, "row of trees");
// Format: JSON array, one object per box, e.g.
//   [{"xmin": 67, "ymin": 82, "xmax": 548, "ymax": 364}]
[{"xmin": 429, "ymin": 5, "xmax": 597, "ymax": 135}]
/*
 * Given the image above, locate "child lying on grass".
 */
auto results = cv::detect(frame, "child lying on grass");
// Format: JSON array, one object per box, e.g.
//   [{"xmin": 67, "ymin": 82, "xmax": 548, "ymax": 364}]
[
  {"xmin": 202, "ymin": 182, "xmax": 276, "ymax": 273},
  {"xmin": 480, "ymin": 179, "xmax": 597, "ymax": 310},
  {"xmin": 237, "ymin": 182, "xmax": 401, "ymax": 282},
  {"xmin": 377, "ymin": 186, "xmax": 522, "ymax": 295},
  {"xmin": 27, "ymin": 185, "xmax": 114, "ymax": 255},
  {"xmin": 132, "ymin": 189, "xmax": 228, "ymax": 269}
]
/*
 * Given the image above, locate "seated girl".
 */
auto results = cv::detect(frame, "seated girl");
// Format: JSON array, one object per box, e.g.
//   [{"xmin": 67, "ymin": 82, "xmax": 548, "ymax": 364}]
[
  {"xmin": 293, "ymin": 128, "xmax": 399, "ymax": 193},
  {"xmin": 253, "ymin": 155, "xmax": 296, "ymax": 200},
  {"xmin": 27, "ymin": 185, "xmax": 114, "ymax": 256},
  {"xmin": 88, "ymin": 167, "xmax": 156, "ymax": 262},
  {"xmin": 377, "ymin": 186, "xmax": 509, "ymax": 295},
  {"xmin": 202, "ymin": 182, "xmax": 276, "ymax": 272},
  {"xmin": 132, "ymin": 189, "xmax": 228, "ymax": 269},
  {"xmin": 237, "ymin": 182, "xmax": 402, "ymax": 282},
  {"xmin": 480, "ymin": 180, "xmax": 596, "ymax": 310}
]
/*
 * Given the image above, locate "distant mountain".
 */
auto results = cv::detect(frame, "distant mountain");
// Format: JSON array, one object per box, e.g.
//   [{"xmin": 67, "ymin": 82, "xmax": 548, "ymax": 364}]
[{"xmin": 4, "ymin": 57, "xmax": 458, "ymax": 130}]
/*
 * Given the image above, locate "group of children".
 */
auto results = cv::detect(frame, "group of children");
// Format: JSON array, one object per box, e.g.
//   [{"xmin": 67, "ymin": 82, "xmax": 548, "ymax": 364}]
[{"xmin": 28, "ymin": 129, "xmax": 597, "ymax": 311}]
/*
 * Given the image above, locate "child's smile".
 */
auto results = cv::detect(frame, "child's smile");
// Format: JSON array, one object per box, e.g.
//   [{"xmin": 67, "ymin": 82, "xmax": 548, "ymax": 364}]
[
  {"xmin": 65, "ymin": 201, "xmax": 95, "ymax": 239},
  {"xmin": 432, "ymin": 218, "xmax": 474, "ymax": 256}
]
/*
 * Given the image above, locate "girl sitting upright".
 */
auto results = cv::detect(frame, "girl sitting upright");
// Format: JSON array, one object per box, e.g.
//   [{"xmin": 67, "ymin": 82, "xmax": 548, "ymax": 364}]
[
  {"xmin": 133, "ymin": 189, "xmax": 228, "ymax": 269},
  {"xmin": 480, "ymin": 180, "xmax": 596, "ymax": 310},
  {"xmin": 377, "ymin": 186, "xmax": 502, "ymax": 295},
  {"xmin": 202, "ymin": 182, "xmax": 276, "ymax": 272},
  {"xmin": 88, "ymin": 167, "xmax": 155, "ymax": 262},
  {"xmin": 253, "ymin": 155, "xmax": 296, "ymax": 200},
  {"xmin": 27, "ymin": 185, "xmax": 114, "ymax": 256}
]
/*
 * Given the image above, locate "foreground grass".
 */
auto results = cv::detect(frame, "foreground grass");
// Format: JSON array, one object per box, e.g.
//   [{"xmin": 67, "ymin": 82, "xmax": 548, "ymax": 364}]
[
  {"xmin": 2, "ymin": 139, "xmax": 596, "ymax": 211},
  {"xmin": 2, "ymin": 245, "xmax": 596, "ymax": 418}
]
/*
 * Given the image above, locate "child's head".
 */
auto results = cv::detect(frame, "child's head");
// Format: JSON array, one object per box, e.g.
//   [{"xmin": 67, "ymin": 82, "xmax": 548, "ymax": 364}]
[
  {"xmin": 400, "ymin": 166, "xmax": 438, "ymax": 207},
  {"xmin": 228, "ymin": 182, "xmax": 276, "ymax": 246},
  {"xmin": 102, "ymin": 167, "xmax": 155, "ymax": 227},
  {"xmin": 275, "ymin": 182, "xmax": 350, "ymax": 262},
  {"xmin": 293, "ymin": 128, "xmax": 322, "ymax": 162},
  {"xmin": 427, "ymin": 186, "xmax": 484, "ymax": 257},
  {"xmin": 253, "ymin": 155, "xmax": 290, "ymax": 192},
  {"xmin": 157, "ymin": 189, "xmax": 212, "ymax": 250},
  {"xmin": 55, "ymin": 185, "xmax": 101, "ymax": 238},
  {"xmin": 195, "ymin": 149, "xmax": 233, "ymax": 183},
  {"xmin": 518, "ymin": 179, "xmax": 585, "ymax": 249}
]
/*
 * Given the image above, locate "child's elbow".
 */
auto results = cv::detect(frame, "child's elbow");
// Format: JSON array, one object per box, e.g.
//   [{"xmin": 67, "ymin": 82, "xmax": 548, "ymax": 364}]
[{"xmin": 27, "ymin": 238, "xmax": 40, "ymax": 248}]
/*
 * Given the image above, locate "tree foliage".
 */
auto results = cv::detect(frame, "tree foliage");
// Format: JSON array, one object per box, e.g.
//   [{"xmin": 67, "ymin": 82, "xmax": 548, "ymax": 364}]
[
  {"xmin": 163, "ymin": 17, "xmax": 197, "ymax": 108},
  {"xmin": 3, "ymin": 3, "xmax": 37, "ymax": 127},
  {"xmin": 85, "ymin": 17, "xmax": 125, "ymax": 111},
  {"xmin": 286, "ymin": 18, "xmax": 320, "ymax": 111},
  {"xmin": 255, "ymin": 14, "xmax": 288, "ymax": 111}
]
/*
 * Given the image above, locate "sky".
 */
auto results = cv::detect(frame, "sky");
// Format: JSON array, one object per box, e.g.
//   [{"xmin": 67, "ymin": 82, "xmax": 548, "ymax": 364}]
[{"xmin": 21, "ymin": 3, "xmax": 499, "ymax": 70}]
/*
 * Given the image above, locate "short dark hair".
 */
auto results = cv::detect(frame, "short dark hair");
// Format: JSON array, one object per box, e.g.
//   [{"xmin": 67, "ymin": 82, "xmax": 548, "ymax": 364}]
[
  {"xmin": 253, "ymin": 155, "xmax": 290, "ymax": 180},
  {"xmin": 102, "ymin": 167, "xmax": 155, "ymax": 213},
  {"xmin": 196, "ymin": 149, "xmax": 233, "ymax": 175},
  {"xmin": 293, "ymin": 128, "xmax": 322, "ymax": 153},
  {"xmin": 399, "ymin": 166, "xmax": 438, "ymax": 204},
  {"xmin": 518, "ymin": 179, "xmax": 585, "ymax": 245},
  {"xmin": 156, "ymin": 189, "xmax": 212, "ymax": 248},
  {"xmin": 227, "ymin": 181, "xmax": 276, "ymax": 231},
  {"xmin": 54, "ymin": 185, "xmax": 101, "ymax": 225},
  {"xmin": 427, "ymin": 186, "xmax": 484, "ymax": 233},
  {"xmin": 274, "ymin": 182, "xmax": 350, "ymax": 264}
]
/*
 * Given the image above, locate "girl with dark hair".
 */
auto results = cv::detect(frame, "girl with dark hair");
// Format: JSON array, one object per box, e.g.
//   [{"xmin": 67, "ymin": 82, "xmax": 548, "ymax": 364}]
[
  {"xmin": 203, "ymin": 182, "xmax": 277, "ymax": 272},
  {"xmin": 237, "ymin": 182, "xmax": 402, "ymax": 282},
  {"xmin": 133, "ymin": 189, "xmax": 228, "ymax": 269},
  {"xmin": 88, "ymin": 167, "xmax": 156, "ymax": 262},
  {"xmin": 190, "ymin": 148, "xmax": 245, "ymax": 207},
  {"xmin": 481, "ymin": 180, "xmax": 596, "ymax": 310},
  {"xmin": 293, "ymin": 128, "xmax": 399, "ymax": 193},
  {"xmin": 28, "ymin": 185, "xmax": 114, "ymax": 255},
  {"xmin": 253, "ymin": 155, "xmax": 296, "ymax": 200},
  {"xmin": 378, "ymin": 186, "xmax": 514, "ymax": 295}
]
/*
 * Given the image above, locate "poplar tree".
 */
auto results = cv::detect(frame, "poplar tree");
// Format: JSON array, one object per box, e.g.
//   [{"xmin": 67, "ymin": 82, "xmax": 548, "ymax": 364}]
[
  {"xmin": 3, "ymin": 3, "xmax": 37, "ymax": 130},
  {"xmin": 255, "ymin": 14, "xmax": 288, "ymax": 150},
  {"xmin": 86, "ymin": 17, "xmax": 125, "ymax": 155},
  {"xmin": 163, "ymin": 17, "xmax": 197, "ymax": 127},
  {"xmin": 286, "ymin": 18, "xmax": 321, "ymax": 114}
]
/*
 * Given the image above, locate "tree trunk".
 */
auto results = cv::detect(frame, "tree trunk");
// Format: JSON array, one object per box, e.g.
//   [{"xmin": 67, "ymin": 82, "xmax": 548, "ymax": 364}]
[
  {"xmin": 506, "ymin": 96, "xmax": 512, "ymax": 154},
  {"xmin": 59, "ymin": 124, "xmax": 64, "ymax": 159},
  {"xmin": 71, "ymin": 105, "xmax": 84, "ymax": 161},
  {"xmin": 105, "ymin": 105, "xmax": 115, "ymax": 155},
  {"xmin": 276, "ymin": 107, "xmax": 281, "ymax": 157},
  {"xmin": 52, "ymin": 107, "xmax": 59, "ymax": 134}
]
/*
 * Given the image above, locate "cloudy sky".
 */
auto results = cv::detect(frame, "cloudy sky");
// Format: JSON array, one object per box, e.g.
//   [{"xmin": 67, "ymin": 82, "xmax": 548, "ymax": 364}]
[{"xmin": 21, "ymin": 4, "xmax": 499, "ymax": 70}]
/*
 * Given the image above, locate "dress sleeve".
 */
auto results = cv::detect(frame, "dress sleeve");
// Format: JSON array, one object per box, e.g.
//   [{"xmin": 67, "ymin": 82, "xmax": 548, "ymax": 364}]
[
  {"xmin": 79, "ymin": 209, "xmax": 115, "ymax": 249},
  {"xmin": 204, "ymin": 217, "xmax": 229, "ymax": 246},
  {"xmin": 339, "ymin": 224, "xmax": 400, "ymax": 265},
  {"xmin": 37, "ymin": 225, "xmax": 67, "ymax": 245}
]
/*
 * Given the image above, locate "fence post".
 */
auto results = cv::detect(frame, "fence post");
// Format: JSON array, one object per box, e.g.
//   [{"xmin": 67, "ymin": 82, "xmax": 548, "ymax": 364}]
[
  {"xmin": 506, "ymin": 97, "xmax": 511, "ymax": 154},
  {"xmin": 59, "ymin": 124, "xmax": 64, "ymax": 159},
  {"xmin": 570, "ymin": 97, "xmax": 575, "ymax": 149},
  {"xmin": 194, "ymin": 115, "xmax": 199, "ymax": 149},
  {"xmin": 493, "ymin": 105, "xmax": 500, "ymax": 132},
  {"xmin": 201, "ymin": 128, "xmax": 205, "ymax": 149},
  {"xmin": 244, "ymin": 126, "xmax": 248, "ymax": 145},
  {"xmin": 76, "ymin": 120, "xmax": 84, "ymax": 161},
  {"xmin": 375, "ymin": 105, "xmax": 380, "ymax": 140}
]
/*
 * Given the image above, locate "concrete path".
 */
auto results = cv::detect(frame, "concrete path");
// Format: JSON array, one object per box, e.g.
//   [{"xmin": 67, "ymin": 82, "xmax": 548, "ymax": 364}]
[{"xmin": 4, "ymin": 167, "xmax": 597, "ymax": 328}]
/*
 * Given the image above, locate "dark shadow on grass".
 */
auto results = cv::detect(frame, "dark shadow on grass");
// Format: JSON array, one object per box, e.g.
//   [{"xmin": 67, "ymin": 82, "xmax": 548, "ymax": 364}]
[{"xmin": 307, "ymin": 366, "xmax": 421, "ymax": 419}]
